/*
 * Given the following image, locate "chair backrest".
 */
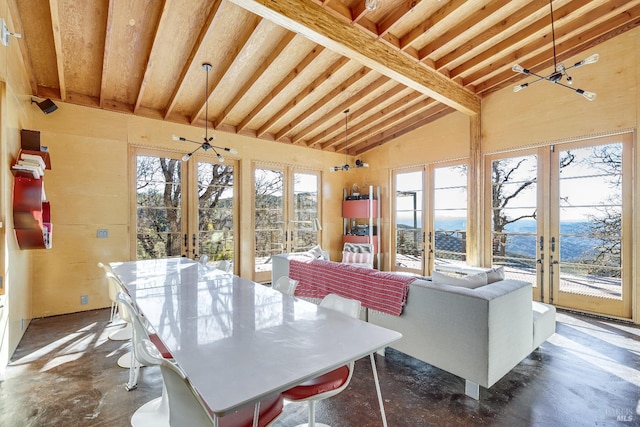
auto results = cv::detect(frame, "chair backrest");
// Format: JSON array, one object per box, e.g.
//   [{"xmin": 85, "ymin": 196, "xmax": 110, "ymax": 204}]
[
  {"xmin": 97, "ymin": 261, "xmax": 116, "ymax": 276},
  {"xmin": 161, "ymin": 361, "xmax": 216, "ymax": 427},
  {"xmin": 104, "ymin": 272, "xmax": 126, "ymax": 305},
  {"xmin": 272, "ymin": 276, "xmax": 299, "ymax": 296},
  {"xmin": 116, "ymin": 292, "xmax": 166, "ymax": 366},
  {"xmin": 319, "ymin": 294, "xmax": 361, "ymax": 319},
  {"xmin": 341, "ymin": 243, "xmax": 374, "ymax": 268},
  {"xmin": 216, "ymin": 260, "xmax": 231, "ymax": 272},
  {"xmin": 118, "ymin": 294, "xmax": 216, "ymax": 426}
]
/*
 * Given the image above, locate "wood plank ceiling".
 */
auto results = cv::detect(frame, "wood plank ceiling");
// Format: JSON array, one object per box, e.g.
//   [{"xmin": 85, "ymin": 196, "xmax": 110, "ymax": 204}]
[{"xmin": 10, "ymin": 0, "xmax": 640, "ymax": 155}]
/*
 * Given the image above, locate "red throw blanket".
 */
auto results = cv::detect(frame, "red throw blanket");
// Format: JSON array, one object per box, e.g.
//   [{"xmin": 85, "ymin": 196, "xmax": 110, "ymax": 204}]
[{"xmin": 289, "ymin": 259, "xmax": 414, "ymax": 316}]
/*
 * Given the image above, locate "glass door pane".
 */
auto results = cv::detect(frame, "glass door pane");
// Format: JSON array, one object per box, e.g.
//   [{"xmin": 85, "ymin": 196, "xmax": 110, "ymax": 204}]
[
  {"xmin": 135, "ymin": 155, "xmax": 184, "ymax": 259},
  {"xmin": 291, "ymin": 172, "xmax": 319, "ymax": 252},
  {"xmin": 552, "ymin": 139, "xmax": 630, "ymax": 318},
  {"xmin": 254, "ymin": 168, "xmax": 285, "ymax": 281},
  {"xmin": 490, "ymin": 155, "xmax": 538, "ymax": 284},
  {"xmin": 394, "ymin": 170, "xmax": 423, "ymax": 273},
  {"xmin": 196, "ymin": 161, "xmax": 235, "ymax": 270},
  {"xmin": 433, "ymin": 165, "xmax": 467, "ymax": 270}
]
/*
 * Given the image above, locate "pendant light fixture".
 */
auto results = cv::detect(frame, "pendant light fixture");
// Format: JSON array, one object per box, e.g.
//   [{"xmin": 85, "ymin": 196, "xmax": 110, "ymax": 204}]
[
  {"xmin": 512, "ymin": 0, "xmax": 598, "ymax": 101},
  {"xmin": 330, "ymin": 109, "xmax": 369, "ymax": 172},
  {"xmin": 174, "ymin": 63, "xmax": 238, "ymax": 162}
]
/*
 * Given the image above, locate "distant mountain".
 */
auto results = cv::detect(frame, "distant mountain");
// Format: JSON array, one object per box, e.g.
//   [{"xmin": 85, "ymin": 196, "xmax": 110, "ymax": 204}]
[{"xmin": 400, "ymin": 218, "xmax": 604, "ymax": 262}]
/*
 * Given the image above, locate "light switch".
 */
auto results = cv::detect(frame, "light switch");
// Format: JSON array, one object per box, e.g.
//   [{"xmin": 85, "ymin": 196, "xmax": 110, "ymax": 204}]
[{"xmin": 97, "ymin": 229, "xmax": 109, "ymax": 238}]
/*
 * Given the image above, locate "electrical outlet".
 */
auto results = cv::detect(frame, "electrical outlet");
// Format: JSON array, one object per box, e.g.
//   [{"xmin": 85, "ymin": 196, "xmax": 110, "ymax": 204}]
[
  {"xmin": 97, "ymin": 229, "xmax": 108, "ymax": 239},
  {"xmin": 81, "ymin": 295, "xmax": 89, "ymax": 305}
]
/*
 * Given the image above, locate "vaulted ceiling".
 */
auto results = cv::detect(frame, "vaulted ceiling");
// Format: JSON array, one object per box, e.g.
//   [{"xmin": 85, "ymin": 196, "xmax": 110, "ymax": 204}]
[{"xmin": 10, "ymin": 0, "xmax": 640, "ymax": 155}]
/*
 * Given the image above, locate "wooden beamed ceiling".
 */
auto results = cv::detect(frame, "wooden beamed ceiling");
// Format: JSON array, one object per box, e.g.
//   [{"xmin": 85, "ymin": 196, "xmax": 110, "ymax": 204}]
[{"xmin": 10, "ymin": 0, "xmax": 640, "ymax": 155}]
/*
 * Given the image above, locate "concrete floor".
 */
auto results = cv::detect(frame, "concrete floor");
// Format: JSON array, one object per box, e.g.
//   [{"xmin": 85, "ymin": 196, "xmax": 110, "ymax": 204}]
[{"xmin": 0, "ymin": 308, "xmax": 638, "ymax": 426}]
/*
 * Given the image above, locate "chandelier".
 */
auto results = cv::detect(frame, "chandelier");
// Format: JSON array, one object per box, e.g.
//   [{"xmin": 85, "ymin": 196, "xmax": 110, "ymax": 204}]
[
  {"xmin": 512, "ymin": 0, "xmax": 598, "ymax": 101},
  {"xmin": 174, "ymin": 63, "xmax": 237, "ymax": 162},
  {"xmin": 330, "ymin": 109, "xmax": 369, "ymax": 172}
]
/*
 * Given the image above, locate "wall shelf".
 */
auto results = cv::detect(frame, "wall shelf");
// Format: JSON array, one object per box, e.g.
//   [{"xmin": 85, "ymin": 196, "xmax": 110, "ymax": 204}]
[
  {"xmin": 12, "ymin": 130, "xmax": 52, "ymax": 249},
  {"xmin": 343, "ymin": 185, "xmax": 381, "ymax": 269}
]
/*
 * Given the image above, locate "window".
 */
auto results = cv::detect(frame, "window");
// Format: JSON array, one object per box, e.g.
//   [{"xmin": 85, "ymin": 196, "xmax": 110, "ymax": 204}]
[
  {"xmin": 134, "ymin": 149, "xmax": 237, "ymax": 267},
  {"xmin": 394, "ymin": 169, "xmax": 423, "ymax": 272},
  {"xmin": 253, "ymin": 166, "xmax": 320, "ymax": 282},
  {"xmin": 433, "ymin": 164, "xmax": 468, "ymax": 266}
]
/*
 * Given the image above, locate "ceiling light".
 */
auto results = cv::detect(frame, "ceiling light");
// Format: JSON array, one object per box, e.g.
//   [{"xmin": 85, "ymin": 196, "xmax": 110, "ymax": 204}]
[
  {"xmin": 175, "ymin": 63, "xmax": 237, "ymax": 162},
  {"xmin": 330, "ymin": 109, "xmax": 369, "ymax": 172},
  {"xmin": 365, "ymin": 0, "xmax": 378, "ymax": 11},
  {"xmin": 512, "ymin": 0, "xmax": 598, "ymax": 101}
]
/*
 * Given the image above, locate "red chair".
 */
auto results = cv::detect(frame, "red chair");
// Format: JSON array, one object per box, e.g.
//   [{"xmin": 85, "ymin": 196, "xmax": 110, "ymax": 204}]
[
  {"xmin": 282, "ymin": 294, "xmax": 362, "ymax": 427},
  {"xmin": 117, "ymin": 293, "xmax": 284, "ymax": 427}
]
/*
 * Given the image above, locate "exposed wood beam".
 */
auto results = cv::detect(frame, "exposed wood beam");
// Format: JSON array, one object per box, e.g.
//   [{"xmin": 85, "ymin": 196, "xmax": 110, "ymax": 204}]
[
  {"xmin": 7, "ymin": 0, "xmax": 38, "ymax": 94},
  {"xmin": 310, "ymin": 86, "xmax": 418, "ymax": 148},
  {"xmin": 163, "ymin": 0, "xmax": 224, "ymax": 119},
  {"xmin": 229, "ymin": 0, "xmax": 480, "ymax": 116},
  {"xmin": 237, "ymin": 45, "xmax": 324, "ymax": 132},
  {"xmin": 451, "ymin": 0, "xmax": 598, "ymax": 84},
  {"xmin": 217, "ymin": 32, "xmax": 297, "ymax": 124},
  {"xmin": 294, "ymin": 76, "xmax": 393, "ymax": 144},
  {"xmin": 99, "ymin": 0, "xmax": 115, "ymax": 108},
  {"xmin": 191, "ymin": 15, "xmax": 262, "ymax": 125},
  {"xmin": 469, "ymin": 0, "xmax": 639, "ymax": 90},
  {"xmin": 399, "ymin": 0, "xmax": 467, "ymax": 50},
  {"xmin": 134, "ymin": 0, "xmax": 170, "ymax": 114},
  {"xmin": 275, "ymin": 67, "xmax": 373, "ymax": 141},
  {"xmin": 467, "ymin": 113, "xmax": 482, "ymax": 266},
  {"xmin": 48, "ymin": 0, "xmax": 67, "ymax": 100},
  {"xmin": 256, "ymin": 56, "xmax": 350, "ymax": 137},
  {"xmin": 435, "ymin": 0, "xmax": 549, "ymax": 72},
  {"xmin": 476, "ymin": 7, "xmax": 640, "ymax": 95},
  {"xmin": 418, "ymin": 0, "xmax": 512, "ymax": 62},
  {"xmin": 327, "ymin": 96, "xmax": 436, "ymax": 151},
  {"xmin": 378, "ymin": 0, "xmax": 423, "ymax": 38}
]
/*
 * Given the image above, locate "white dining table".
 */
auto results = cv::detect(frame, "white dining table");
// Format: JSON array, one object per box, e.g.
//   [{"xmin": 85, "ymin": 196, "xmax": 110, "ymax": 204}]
[{"xmin": 111, "ymin": 257, "xmax": 401, "ymax": 425}]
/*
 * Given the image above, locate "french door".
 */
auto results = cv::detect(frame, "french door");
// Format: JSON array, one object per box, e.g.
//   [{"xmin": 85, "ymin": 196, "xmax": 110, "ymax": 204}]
[
  {"xmin": 486, "ymin": 133, "xmax": 632, "ymax": 319},
  {"xmin": 134, "ymin": 149, "xmax": 236, "ymax": 270},
  {"xmin": 253, "ymin": 166, "xmax": 320, "ymax": 283},
  {"xmin": 393, "ymin": 162, "xmax": 468, "ymax": 276}
]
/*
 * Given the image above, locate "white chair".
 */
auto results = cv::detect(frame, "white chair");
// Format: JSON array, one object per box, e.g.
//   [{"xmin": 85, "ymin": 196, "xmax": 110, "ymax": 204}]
[
  {"xmin": 282, "ymin": 294, "xmax": 362, "ymax": 427},
  {"xmin": 97, "ymin": 262, "xmax": 119, "ymax": 323},
  {"xmin": 118, "ymin": 292, "xmax": 285, "ymax": 427},
  {"xmin": 97, "ymin": 263, "xmax": 133, "ymax": 341},
  {"xmin": 216, "ymin": 259, "xmax": 232, "ymax": 273},
  {"xmin": 101, "ymin": 272, "xmax": 142, "ymax": 372},
  {"xmin": 272, "ymin": 276, "xmax": 299, "ymax": 296},
  {"xmin": 199, "ymin": 255, "xmax": 210, "ymax": 267}
]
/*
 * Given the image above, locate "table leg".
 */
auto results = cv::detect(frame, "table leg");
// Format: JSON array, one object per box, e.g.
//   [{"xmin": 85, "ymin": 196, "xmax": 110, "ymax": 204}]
[
  {"xmin": 370, "ymin": 353, "xmax": 388, "ymax": 427},
  {"xmin": 253, "ymin": 401, "xmax": 261, "ymax": 427}
]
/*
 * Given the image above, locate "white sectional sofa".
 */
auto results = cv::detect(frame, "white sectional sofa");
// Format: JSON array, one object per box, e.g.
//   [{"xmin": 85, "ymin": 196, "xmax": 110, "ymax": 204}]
[{"xmin": 271, "ymin": 254, "xmax": 556, "ymax": 399}]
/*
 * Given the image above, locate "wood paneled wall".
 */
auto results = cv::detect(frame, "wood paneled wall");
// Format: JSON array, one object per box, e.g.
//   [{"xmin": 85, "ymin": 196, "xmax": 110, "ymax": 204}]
[
  {"xmin": 0, "ymin": 3, "xmax": 638, "ymax": 370},
  {"xmin": 363, "ymin": 27, "xmax": 640, "ymax": 323}
]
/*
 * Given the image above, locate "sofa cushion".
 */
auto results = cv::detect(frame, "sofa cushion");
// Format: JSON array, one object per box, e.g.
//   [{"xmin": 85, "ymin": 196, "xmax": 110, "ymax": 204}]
[
  {"xmin": 432, "ymin": 270, "xmax": 487, "ymax": 289},
  {"xmin": 342, "ymin": 251, "xmax": 373, "ymax": 266},
  {"xmin": 486, "ymin": 266, "xmax": 505, "ymax": 283},
  {"xmin": 532, "ymin": 301, "xmax": 556, "ymax": 349},
  {"xmin": 307, "ymin": 244, "xmax": 325, "ymax": 259}
]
